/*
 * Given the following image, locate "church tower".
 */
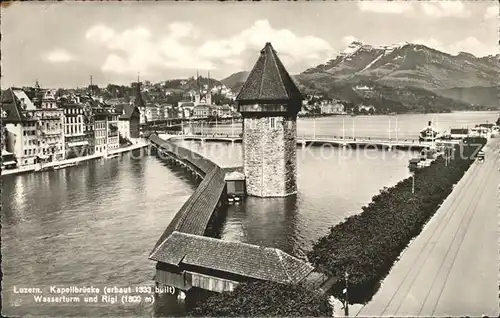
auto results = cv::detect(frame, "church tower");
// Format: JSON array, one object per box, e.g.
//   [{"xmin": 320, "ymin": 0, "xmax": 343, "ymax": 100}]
[
  {"xmin": 236, "ymin": 43, "xmax": 303, "ymax": 197},
  {"xmin": 135, "ymin": 74, "xmax": 147, "ymax": 124}
]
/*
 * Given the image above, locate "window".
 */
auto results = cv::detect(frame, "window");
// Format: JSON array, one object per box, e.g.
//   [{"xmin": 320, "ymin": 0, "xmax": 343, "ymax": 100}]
[
  {"xmin": 270, "ymin": 118, "xmax": 276, "ymax": 129},
  {"xmin": 246, "ymin": 118, "xmax": 255, "ymax": 129}
]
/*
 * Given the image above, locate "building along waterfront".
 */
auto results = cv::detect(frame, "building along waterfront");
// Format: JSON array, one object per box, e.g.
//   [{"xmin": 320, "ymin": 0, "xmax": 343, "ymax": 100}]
[{"xmin": 1, "ymin": 82, "xmax": 144, "ymax": 172}]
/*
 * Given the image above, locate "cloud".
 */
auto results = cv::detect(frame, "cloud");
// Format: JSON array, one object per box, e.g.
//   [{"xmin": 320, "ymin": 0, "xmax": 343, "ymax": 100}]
[
  {"xmin": 198, "ymin": 20, "xmax": 332, "ymax": 68},
  {"xmin": 86, "ymin": 25, "xmax": 116, "ymax": 43},
  {"xmin": 484, "ymin": 5, "xmax": 498, "ymax": 20},
  {"xmin": 85, "ymin": 20, "xmax": 333, "ymax": 76},
  {"xmin": 413, "ymin": 36, "xmax": 495, "ymax": 57},
  {"xmin": 357, "ymin": 2, "xmax": 413, "ymax": 14},
  {"xmin": 421, "ymin": 2, "xmax": 470, "ymax": 18},
  {"xmin": 43, "ymin": 48, "xmax": 76, "ymax": 63},
  {"xmin": 168, "ymin": 22, "xmax": 198, "ymax": 39}
]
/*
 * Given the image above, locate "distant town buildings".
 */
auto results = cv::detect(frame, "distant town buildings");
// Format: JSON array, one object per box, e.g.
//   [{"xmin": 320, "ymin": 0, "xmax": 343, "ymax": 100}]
[
  {"xmin": 320, "ymin": 101, "xmax": 345, "ymax": 114},
  {"xmin": 1, "ymin": 81, "xmax": 138, "ymax": 170},
  {"xmin": 61, "ymin": 100, "xmax": 88, "ymax": 158},
  {"xmin": 115, "ymin": 103, "xmax": 140, "ymax": 139},
  {"xmin": 0, "ymin": 74, "xmax": 246, "ymax": 170}
]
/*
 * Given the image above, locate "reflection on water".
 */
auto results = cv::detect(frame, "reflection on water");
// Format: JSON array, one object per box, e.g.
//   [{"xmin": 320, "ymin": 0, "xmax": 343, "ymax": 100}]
[{"xmin": 1, "ymin": 152, "xmax": 196, "ymax": 317}]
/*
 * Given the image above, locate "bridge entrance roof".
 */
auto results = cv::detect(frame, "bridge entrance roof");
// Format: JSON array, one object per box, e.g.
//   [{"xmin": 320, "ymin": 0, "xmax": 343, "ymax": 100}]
[{"xmin": 150, "ymin": 231, "xmax": 314, "ymax": 285}]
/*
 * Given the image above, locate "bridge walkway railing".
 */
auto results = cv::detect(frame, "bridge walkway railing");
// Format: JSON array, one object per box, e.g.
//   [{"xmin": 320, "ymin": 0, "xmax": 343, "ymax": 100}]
[
  {"xmin": 149, "ymin": 134, "xmax": 226, "ymax": 253},
  {"xmin": 171, "ymin": 133, "xmax": 425, "ymax": 145}
]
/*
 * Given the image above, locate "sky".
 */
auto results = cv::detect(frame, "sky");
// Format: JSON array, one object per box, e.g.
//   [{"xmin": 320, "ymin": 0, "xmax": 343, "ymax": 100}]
[{"xmin": 1, "ymin": 1, "xmax": 498, "ymax": 88}]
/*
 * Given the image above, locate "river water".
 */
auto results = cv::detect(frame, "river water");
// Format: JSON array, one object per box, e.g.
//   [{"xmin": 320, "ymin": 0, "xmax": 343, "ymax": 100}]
[{"xmin": 1, "ymin": 111, "xmax": 497, "ymax": 316}]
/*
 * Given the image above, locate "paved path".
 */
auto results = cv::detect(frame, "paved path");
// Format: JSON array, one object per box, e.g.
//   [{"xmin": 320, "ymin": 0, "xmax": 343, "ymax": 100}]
[{"xmin": 358, "ymin": 138, "xmax": 500, "ymax": 317}]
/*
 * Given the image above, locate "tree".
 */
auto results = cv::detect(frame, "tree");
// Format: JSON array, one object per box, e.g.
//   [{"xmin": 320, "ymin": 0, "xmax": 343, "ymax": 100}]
[
  {"xmin": 188, "ymin": 281, "xmax": 331, "ymax": 317},
  {"xmin": 166, "ymin": 93, "xmax": 183, "ymax": 106}
]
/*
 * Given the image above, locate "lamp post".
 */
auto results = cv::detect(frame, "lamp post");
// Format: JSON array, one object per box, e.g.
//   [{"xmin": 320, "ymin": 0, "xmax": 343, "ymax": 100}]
[
  {"xmin": 412, "ymin": 174, "xmax": 415, "ymax": 194},
  {"xmin": 395, "ymin": 115, "xmax": 398, "ymax": 143},
  {"xmin": 344, "ymin": 272, "xmax": 349, "ymax": 316},
  {"xmin": 313, "ymin": 116, "xmax": 316, "ymax": 139},
  {"xmin": 389, "ymin": 115, "xmax": 392, "ymax": 142},
  {"xmin": 231, "ymin": 117, "xmax": 234, "ymax": 137},
  {"xmin": 342, "ymin": 117, "xmax": 345, "ymax": 140},
  {"xmin": 352, "ymin": 117, "xmax": 355, "ymax": 140}
]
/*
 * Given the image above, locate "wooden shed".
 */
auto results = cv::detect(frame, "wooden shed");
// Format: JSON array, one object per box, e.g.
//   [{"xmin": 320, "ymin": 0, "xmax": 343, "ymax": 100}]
[{"xmin": 224, "ymin": 171, "xmax": 246, "ymax": 198}]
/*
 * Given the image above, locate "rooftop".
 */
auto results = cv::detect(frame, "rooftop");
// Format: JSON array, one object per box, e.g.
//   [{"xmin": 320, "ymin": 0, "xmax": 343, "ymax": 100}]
[
  {"xmin": 149, "ymin": 135, "xmax": 225, "ymax": 252},
  {"xmin": 115, "ymin": 103, "xmax": 140, "ymax": 120},
  {"xmin": 224, "ymin": 171, "xmax": 245, "ymax": 181},
  {"xmin": 150, "ymin": 231, "xmax": 315, "ymax": 284},
  {"xmin": 450, "ymin": 128, "xmax": 469, "ymax": 134},
  {"xmin": 236, "ymin": 42, "xmax": 303, "ymax": 108},
  {"xmin": 1, "ymin": 88, "xmax": 35, "ymax": 123}
]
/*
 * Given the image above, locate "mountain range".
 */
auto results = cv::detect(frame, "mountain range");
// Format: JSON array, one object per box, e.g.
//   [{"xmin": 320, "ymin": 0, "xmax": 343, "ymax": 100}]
[{"xmin": 220, "ymin": 41, "xmax": 499, "ymax": 112}]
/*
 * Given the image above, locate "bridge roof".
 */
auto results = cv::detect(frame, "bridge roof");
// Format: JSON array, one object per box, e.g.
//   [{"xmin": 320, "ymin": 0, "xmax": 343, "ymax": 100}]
[
  {"xmin": 150, "ymin": 231, "xmax": 314, "ymax": 285},
  {"xmin": 150, "ymin": 166, "xmax": 226, "ymax": 253},
  {"xmin": 149, "ymin": 135, "xmax": 226, "ymax": 254},
  {"xmin": 236, "ymin": 42, "xmax": 303, "ymax": 104}
]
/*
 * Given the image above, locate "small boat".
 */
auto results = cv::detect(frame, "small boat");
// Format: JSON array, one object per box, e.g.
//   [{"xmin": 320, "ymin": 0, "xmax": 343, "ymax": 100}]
[
  {"xmin": 470, "ymin": 126, "xmax": 491, "ymax": 138},
  {"xmin": 54, "ymin": 163, "xmax": 77, "ymax": 170},
  {"xmin": 419, "ymin": 121, "xmax": 440, "ymax": 142},
  {"xmin": 408, "ymin": 158, "xmax": 420, "ymax": 169},
  {"xmin": 476, "ymin": 150, "xmax": 485, "ymax": 162},
  {"xmin": 104, "ymin": 154, "xmax": 120, "ymax": 160}
]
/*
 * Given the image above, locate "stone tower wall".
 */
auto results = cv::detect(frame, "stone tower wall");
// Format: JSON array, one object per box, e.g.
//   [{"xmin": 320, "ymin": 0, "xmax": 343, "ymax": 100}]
[{"xmin": 243, "ymin": 115, "xmax": 297, "ymax": 197}]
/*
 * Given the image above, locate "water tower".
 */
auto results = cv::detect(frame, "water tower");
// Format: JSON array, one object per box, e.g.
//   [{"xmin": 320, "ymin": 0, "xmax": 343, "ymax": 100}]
[{"xmin": 236, "ymin": 42, "xmax": 303, "ymax": 197}]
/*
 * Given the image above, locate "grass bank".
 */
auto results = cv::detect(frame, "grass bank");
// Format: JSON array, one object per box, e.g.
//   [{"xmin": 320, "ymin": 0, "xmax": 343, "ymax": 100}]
[{"xmin": 307, "ymin": 137, "xmax": 487, "ymax": 303}]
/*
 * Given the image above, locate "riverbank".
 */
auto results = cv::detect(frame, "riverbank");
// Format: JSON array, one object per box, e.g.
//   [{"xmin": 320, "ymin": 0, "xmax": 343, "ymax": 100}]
[
  {"xmin": 1, "ymin": 140, "xmax": 149, "ymax": 177},
  {"xmin": 307, "ymin": 137, "xmax": 488, "ymax": 304},
  {"xmin": 357, "ymin": 137, "xmax": 500, "ymax": 317}
]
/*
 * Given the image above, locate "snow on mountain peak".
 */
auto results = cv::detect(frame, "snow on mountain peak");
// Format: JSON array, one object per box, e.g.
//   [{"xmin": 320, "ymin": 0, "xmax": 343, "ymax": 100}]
[
  {"xmin": 338, "ymin": 41, "xmax": 411, "ymax": 59},
  {"xmin": 340, "ymin": 41, "xmax": 364, "ymax": 57}
]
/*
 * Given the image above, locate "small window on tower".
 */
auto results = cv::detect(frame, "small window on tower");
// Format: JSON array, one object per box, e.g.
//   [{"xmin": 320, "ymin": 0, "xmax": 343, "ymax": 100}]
[
  {"xmin": 247, "ymin": 118, "xmax": 255, "ymax": 130},
  {"xmin": 270, "ymin": 118, "xmax": 276, "ymax": 129}
]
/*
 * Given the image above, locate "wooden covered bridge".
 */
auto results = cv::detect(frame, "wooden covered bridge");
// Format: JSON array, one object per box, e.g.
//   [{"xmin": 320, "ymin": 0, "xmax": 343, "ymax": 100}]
[{"xmin": 148, "ymin": 135, "xmax": 324, "ymax": 294}]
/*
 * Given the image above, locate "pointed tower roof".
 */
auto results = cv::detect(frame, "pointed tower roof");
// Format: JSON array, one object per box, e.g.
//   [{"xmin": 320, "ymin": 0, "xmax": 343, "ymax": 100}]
[{"xmin": 236, "ymin": 43, "xmax": 303, "ymax": 106}]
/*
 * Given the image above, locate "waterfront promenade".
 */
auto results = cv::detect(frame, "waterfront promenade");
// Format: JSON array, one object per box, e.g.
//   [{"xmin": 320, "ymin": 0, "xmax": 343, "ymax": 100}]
[
  {"xmin": 1, "ymin": 140, "xmax": 149, "ymax": 177},
  {"xmin": 357, "ymin": 138, "xmax": 500, "ymax": 317}
]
